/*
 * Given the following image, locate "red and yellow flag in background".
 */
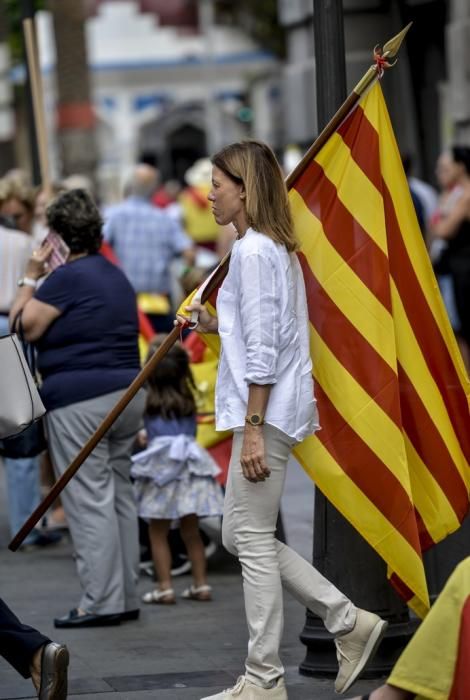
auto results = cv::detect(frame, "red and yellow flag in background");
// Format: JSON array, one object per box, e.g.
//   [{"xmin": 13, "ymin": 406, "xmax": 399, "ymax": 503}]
[{"xmin": 180, "ymin": 82, "xmax": 470, "ymax": 617}]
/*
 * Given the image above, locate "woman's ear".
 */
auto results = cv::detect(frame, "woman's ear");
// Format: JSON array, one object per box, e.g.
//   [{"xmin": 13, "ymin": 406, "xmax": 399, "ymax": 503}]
[{"xmin": 240, "ymin": 188, "xmax": 246, "ymax": 200}]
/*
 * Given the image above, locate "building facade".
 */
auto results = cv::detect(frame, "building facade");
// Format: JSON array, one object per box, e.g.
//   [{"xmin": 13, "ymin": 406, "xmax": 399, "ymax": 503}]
[{"xmin": 35, "ymin": 0, "xmax": 278, "ymax": 200}]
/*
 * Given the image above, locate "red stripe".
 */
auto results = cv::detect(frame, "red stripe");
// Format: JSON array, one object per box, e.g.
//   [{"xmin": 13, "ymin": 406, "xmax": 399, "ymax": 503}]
[
  {"xmin": 207, "ymin": 288, "xmax": 219, "ymax": 308},
  {"xmin": 413, "ymin": 508, "xmax": 435, "ymax": 551},
  {"xmin": 337, "ymin": 102, "xmax": 382, "ymax": 191},
  {"xmin": 314, "ymin": 382, "xmax": 421, "ymax": 555},
  {"xmin": 398, "ymin": 364, "xmax": 469, "ymax": 521},
  {"xmin": 449, "ymin": 595, "xmax": 470, "ymax": 700},
  {"xmin": 294, "ymin": 161, "xmax": 392, "ymax": 313},
  {"xmin": 298, "ymin": 252, "xmax": 402, "ymax": 426},
  {"xmin": 389, "ymin": 572, "xmax": 414, "ymax": 602},
  {"xmin": 338, "ymin": 101, "xmax": 470, "ymax": 466}
]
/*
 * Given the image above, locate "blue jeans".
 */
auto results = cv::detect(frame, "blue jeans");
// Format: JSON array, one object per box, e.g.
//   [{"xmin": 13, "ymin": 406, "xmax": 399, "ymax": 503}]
[{"xmin": 0, "ymin": 315, "xmax": 41, "ymax": 544}]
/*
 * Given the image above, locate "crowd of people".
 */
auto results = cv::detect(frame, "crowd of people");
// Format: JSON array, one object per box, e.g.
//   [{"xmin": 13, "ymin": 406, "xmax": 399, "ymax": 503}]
[
  {"xmin": 406, "ymin": 146, "xmax": 470, "ymax": 370},
  {"xmin": 0, "ymin": 141, "xmax": 469, "ymax": 700}
]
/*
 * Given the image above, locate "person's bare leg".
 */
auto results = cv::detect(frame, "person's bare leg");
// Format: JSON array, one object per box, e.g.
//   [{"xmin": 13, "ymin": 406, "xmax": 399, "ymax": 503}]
[
  {"xmin": 148, "ymin": 519, "xmax": 172, "ymax": 591},
  {"xmin": 180, "ymin": 514, "xmax": 207, "ymax": 588}
]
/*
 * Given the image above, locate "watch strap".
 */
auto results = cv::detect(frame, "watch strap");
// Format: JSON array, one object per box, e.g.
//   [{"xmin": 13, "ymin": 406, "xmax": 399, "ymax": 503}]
[{"xmin": 18, "ymin": 277, "xmax": 37, "ymax": 289}]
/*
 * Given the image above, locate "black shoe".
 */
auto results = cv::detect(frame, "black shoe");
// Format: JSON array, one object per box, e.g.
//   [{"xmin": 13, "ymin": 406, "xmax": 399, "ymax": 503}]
[
  {"xmin": 54, "ymin": 608, "xmax": 121, "ymax": 629},
  {"xmin": 38, "ymin": 642, "xmax": 69, "ymax": 700},
  {"xmin": 119, "ymin": 609, "xmax": 140, "ymax": 622}
]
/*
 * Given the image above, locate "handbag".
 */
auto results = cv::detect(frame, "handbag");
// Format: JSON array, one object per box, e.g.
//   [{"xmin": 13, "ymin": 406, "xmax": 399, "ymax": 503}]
[{"xmin": 0, "ymin": 313, "xmax": 47, "ymax": 458}]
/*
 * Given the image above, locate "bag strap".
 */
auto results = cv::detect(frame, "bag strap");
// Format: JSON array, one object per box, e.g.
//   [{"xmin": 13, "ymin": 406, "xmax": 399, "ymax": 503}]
[{"xmin": 10, "ymin": 310, "xmax": 37, "ymax": 378}]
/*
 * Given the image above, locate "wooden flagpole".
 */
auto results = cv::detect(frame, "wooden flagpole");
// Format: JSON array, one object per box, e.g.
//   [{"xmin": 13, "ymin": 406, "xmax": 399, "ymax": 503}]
[
  {"xmin": 9, "ymin": 23, "xmax": 411, "ymax": 552},
  {"xmin": 22, "ymin": 15, "xmax": 52, "ymax": 196}
]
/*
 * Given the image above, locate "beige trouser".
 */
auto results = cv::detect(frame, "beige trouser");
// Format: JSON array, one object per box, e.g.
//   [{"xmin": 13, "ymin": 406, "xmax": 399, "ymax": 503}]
[{"xmin": 222, "ymin": 425, "xmax": 356, "ymax": 688}]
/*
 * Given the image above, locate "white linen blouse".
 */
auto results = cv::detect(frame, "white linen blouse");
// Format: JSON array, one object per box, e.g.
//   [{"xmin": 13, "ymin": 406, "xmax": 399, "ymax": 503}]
[{"xmin": 215, "ymin": 228, "xmax": 319, "ymax": 443}]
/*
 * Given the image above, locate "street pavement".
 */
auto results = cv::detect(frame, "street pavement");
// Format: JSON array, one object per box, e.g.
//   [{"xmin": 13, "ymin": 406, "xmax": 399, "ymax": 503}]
[{"xmin": 0, "ymin": 459, "xmax": 382, "ymax": 699}]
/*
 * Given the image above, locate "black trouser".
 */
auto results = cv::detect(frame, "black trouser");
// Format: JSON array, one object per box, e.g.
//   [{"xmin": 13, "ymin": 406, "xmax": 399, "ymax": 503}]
[{"xmin": 0, "ymin": 596, "xmax": 50, "ymax": 678}]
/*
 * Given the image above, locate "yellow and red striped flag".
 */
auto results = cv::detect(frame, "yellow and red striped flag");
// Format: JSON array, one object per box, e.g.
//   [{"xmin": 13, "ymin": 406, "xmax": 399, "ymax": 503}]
[
  {"xmin": 291, "ymin": 81, "xmax": 470, "ymax": 617},
  {"xmin": 179, "ymin": 82, "xmax": 470, "ymax": 616}
]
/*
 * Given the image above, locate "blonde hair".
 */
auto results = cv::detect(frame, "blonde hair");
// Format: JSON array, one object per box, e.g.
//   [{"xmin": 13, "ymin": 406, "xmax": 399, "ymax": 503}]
[
  {"xmin": 212, "ymin": 140, "xmax": 298, "ymax": 252},
  {"xmin": 0, "ymin": 178, "xmax": 35, "ymax": 211}
]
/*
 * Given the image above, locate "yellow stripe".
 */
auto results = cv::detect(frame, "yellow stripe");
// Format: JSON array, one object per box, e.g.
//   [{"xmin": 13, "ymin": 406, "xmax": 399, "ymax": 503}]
[
  {"xmin": 362, "ymin": 84, "xmax": 470, "ymax": 395},
  {"xmin": 403, "ymin": 593, "xmax": 429, "ymax": 620},
  {"xmin": 294, "ymin": 436, "xmax": 429, "ymax": 612},
  {"xmin": 290, "ymin": 189, "xmax": 397, "ymax": 370},
  {"xmin": 403, "ymin": 434, "xmax": 461, "ymax": 540},
  {"xmin": 178, "ymin": 292, "xmax": 221, "ymax": 355},
  {"xmin": 391, "ymin": 282, "xmax": 470, "ymax": 484},
  {"xmin": 200, "ymin": 301, "xmax": 220, "ymax": 356},
  {"xmin": 309, "ymin": 325, "xmax": 411, "ymax": 495},
  {"xmin": 314, "ymin": 132, "xmax": 388, "ymax": 254}
]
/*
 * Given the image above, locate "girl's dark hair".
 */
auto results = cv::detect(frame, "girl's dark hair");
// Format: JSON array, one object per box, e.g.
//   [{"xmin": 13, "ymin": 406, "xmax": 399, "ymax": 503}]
[
  {"xmin": 145, "ymin": 341, "xmax": 196, "ymax": 420},
  {"xmin": 452, "ymin": 145, "xmax": 470, "ymax": 176},
  {"xmin": 46, "ymin": 188, "xmax": 103, "ymax": 254}
]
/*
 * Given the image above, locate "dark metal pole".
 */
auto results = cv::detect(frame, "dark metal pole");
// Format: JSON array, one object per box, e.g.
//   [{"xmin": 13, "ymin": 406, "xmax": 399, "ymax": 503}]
[
  {"xmin": 299, "ymin": 0, "xmax": 417, "ymax": 678},
  {"xmin": 314, "ymin": 0, "xmax": 347, "ymax": 130},
  {"xmin": 20, "ymin": 0, "xmax": 41, "ymax": 185}
]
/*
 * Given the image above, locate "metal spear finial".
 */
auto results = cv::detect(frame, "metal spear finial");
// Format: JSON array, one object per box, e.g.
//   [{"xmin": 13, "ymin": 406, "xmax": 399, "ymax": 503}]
[{"xmin": 382, "ymin": 22, "xmax": 413, "ymax": 59}]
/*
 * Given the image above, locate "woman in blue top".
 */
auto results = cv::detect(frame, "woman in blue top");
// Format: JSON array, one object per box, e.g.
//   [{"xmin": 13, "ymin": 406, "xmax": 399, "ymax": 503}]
[
  {"xmin": 180, "ymin": 141, "xmax": 388, "ymax": 700},
  {"xmin": 10, "ymin": 189, "xmax": 145, "ymax": 629}
]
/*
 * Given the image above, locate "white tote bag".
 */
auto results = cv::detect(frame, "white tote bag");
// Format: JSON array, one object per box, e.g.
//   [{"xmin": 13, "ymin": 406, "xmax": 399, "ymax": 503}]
[{"xmin": 0, "ymin": 333, "xmax": 46, "ymax": 439}]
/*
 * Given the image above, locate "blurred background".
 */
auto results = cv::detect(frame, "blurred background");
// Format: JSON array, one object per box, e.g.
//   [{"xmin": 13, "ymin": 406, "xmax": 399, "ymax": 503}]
[{"xmin": 0, "ymin": 0, "xmax": 464, "ymax": 204}]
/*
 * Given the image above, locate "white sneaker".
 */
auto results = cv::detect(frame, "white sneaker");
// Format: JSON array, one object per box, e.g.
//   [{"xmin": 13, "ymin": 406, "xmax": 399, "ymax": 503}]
[
  {"xmin": 200, "ymin": 675, "xmax": 288, "ymax": 699},
  {"xmin": 334, "ymin": 609, "xmax": 388, "ymax": 694}
]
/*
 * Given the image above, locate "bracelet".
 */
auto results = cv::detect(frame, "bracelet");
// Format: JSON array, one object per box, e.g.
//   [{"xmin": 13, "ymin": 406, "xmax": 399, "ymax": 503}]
[{"xmin": 17, "ymin": 277, "xmax": 38, "ymax": 289}]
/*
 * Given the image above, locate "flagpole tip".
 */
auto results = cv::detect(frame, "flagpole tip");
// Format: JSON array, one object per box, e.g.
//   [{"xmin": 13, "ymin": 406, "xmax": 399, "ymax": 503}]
[{"xmin": 383, "ymin": 22, "xmax": 413, "ymax": 59}]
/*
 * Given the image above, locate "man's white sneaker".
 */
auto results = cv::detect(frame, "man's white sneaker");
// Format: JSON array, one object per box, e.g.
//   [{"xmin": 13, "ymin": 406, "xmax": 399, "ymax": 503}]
[
  {"xmin": 200, "ymin": 675, "xmax": 288, "ymax": 700},
  {"xmin": 334, "ymin": 609, "xmax": 388, "ymax": 694}
]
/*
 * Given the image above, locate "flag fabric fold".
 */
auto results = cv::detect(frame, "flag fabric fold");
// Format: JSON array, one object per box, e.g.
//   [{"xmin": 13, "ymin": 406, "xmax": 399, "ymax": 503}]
[
  {"xmin": 179, "ymin": 82, "xmax": 470, "ymax": 616},
  {"xmin": 387, "ymin": 557, "xmax": 470, "ymax": 697}
]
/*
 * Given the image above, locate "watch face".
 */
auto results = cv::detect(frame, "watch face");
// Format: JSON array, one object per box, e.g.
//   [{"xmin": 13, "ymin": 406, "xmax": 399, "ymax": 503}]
[{"xmin": 251, "ymin": 414, "xmax": 261, "ymax": 425}]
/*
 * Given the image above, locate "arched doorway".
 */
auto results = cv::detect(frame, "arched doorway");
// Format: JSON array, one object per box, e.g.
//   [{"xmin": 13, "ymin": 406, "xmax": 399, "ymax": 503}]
[
  {"xmin": 138, "ymin": 103, "xmax": 207, "ymax": 184},
  {"xmin": 166, "ymin": 124, "xmax": 207, "ymax": 184}
]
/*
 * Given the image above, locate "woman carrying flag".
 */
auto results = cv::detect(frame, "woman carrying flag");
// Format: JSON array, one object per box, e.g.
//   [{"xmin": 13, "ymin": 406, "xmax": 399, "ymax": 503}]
[{"xmin": 178, "ymin": 140, "xmax": 387, "ymax": 699}]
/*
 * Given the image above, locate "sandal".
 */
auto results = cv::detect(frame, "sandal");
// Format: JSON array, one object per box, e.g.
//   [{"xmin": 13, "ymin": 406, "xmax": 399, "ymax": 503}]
[
  {"xmin": 141, "ymin": 588, "xmax": 176, "ymax": 605},
  {"xmin": 181, "ymin": 584, "xmax": 212, "ymax": 601}
]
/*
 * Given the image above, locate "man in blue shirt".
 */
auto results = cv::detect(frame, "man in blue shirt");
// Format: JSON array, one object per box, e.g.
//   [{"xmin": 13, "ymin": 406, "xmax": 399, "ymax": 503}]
[{"xmin": 103, "ymin": 164, "xmax": 194, "ymax": 331}]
